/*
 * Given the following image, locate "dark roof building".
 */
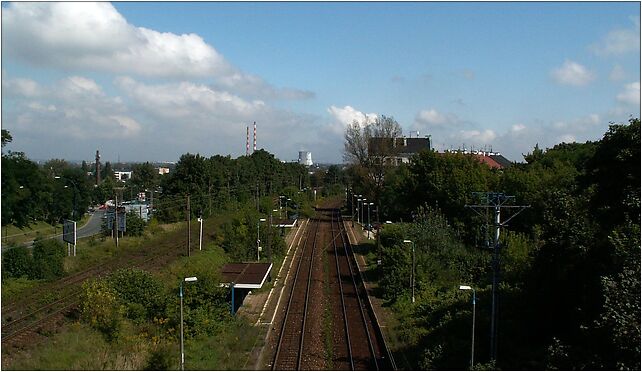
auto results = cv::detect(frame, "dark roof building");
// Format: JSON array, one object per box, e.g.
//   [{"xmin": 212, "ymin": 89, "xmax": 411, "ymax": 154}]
[{"xmin": 368, "ymin": 136, "xmax": 431, "ymax": 165}]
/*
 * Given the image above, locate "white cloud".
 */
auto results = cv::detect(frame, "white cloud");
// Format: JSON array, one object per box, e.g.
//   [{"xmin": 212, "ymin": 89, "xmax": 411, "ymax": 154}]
[
  {"xmin": 609, "ymin": 64, "xmax": 626, "ymax": 81},
  {"xmin": 115, "ymin": 77, "xmax": 266, "ymax": 124},
  {"xmin": 109, "ymin": 115, "xmax": 142, "ymax": 136},
  {"xmin": 1, "ymin": 2, "xmax": 312, "ymax": 101},
  {"xmin": 459, "ymin": 129, "xmax": 497, "ymax": 144},
  {"xmin": 511, "ymin": 123, "xmax": 526, "ymax": 133},
  {"xmin": 616, "ymin": 81, "xmax": 640, "ymax": 106},
  {"xmin": 557, "ymin": 134, "xmax": 576, "ymax": 143},
  {"xmin": 590, "ymin": 17, "xmax": 640, "ymax": 56},
  {"xmin": 327, "ymin": 105, "xmax": 378, "ymax": 127},
  {"xmin": 551, "ymin": 60, "xmax": 595, "ymax": 86},
  {"xmin": 415, "ymin": 109, "xmax": 461, "ymax": 127},
  {"xmin": 2, "ymin": 77, "xmax": 42, "ymax": 97}
]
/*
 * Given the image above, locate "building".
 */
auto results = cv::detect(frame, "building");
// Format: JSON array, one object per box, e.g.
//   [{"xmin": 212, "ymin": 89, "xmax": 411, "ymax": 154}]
[
  {"xmin": 368, "ymin": 136, "xmax": 431, "ymax": 165},
  {"xmin": 157, "ymin": 167, "xmax": 170, "ymax": 175},
  {"xmin": 443, "ymin": 150, "xmax": 513, "ymax": 169},
  {"xmin": 114, "ymin": 171, "xmax": 133, "ymax": 181},
  {"xmin": 298, "ymin": 151, "xmax": 313, "ymax": 166}
]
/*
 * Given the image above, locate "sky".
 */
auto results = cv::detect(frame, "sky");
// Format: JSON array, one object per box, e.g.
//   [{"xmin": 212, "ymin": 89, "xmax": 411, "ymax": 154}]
[{"xmin": 1, "ymin": 1, "xmax": 640, "ymax": 164}]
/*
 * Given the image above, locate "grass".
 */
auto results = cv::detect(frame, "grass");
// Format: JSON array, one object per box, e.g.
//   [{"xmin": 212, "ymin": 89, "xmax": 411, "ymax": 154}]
[
  {"xmin": 3, "ymin": 322, "xmax": 152, "ymax": 370},
  {"xmin": 2, "ymin": 216, "xmax": 91, "ymax": 247},
  {"xmin": 1, "ymin": 208, "xmax": 283, "ymax": 371},
  {"xmin": 187, "ymin": 320, "xmax": 261, "ymax": 370}
]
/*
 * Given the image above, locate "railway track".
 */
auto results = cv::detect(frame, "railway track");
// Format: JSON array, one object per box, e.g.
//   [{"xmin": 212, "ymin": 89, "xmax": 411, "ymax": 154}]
[
  {"xmin": 272, "ymin": 206, "xmax": 395, "ymax": 370},
  {"xmin": 1, "ymin": 232, "xmax": 186, "ymax": 347},
  {"xmin": 273, "ymin": 215, "xmax": 320, "ymax": 370}
]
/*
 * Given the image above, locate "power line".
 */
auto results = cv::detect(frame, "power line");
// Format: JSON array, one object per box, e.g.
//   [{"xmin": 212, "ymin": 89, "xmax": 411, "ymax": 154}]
[{"xmin": 465, "ymin": 192, "xmax": 529, "ymax": 363}]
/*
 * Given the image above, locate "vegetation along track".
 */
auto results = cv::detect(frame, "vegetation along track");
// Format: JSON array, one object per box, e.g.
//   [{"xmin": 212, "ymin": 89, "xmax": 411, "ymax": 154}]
[
  {"xmin": 1, "ymin": 225, "xmax": 195, "ymax": 347},
  {"xmin": 272, "ymin": 205, "xmax": 394, "ymax": 370}
]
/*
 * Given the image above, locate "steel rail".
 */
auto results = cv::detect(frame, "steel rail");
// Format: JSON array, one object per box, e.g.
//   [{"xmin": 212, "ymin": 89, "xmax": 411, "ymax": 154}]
[
  {"xmin": 272, "ymin": 216, "xmax": 319, "ymax": 370},
  {"xmin": 331, "ymin": 209, "xmax": 355, "ymax": 370},
  {"xmin": 337, "ymin": 210, "xmax": 380, "ymax": 370}
]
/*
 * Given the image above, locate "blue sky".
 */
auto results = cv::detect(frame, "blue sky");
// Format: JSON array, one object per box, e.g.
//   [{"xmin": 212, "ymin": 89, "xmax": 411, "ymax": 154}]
[{"xmin": 2, "ymin": 2, "xmax": 639, "ymax": 163}]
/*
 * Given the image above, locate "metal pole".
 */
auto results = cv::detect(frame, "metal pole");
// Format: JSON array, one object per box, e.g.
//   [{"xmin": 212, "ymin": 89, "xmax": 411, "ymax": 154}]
[
  {"xmin": 231, "ymin": 282, "xmax": 235, "ymax": 315},
  {"xmin": 351, "ymin": 194, "xmax": 355, "ymax": 227},
  {"xmin": 115, "ymin": 193, "xmax": 119, "ymax": 248},
  {"xmin": 257, "ymin": 221, "xmax": 260, "ymax": 261},
  {"xmin": 198, "ymin": 217, "xmax": 203, "ymax": 251},
  {"xmin": 471, "ymin": 289, "xmax": 476, "ymax": 370},
  {"xmin": 367, "ymin": 203, "xmax": 371, "ymax": 239},
  {"xmin": 490, "ymin": 204, "xmax": 500, "ymax": 361},
  {"xmin": 412, "ymin": 242, "xmax": 416, "ymax": 303},
  {"xmin": 187, "ymin": 194, "xmax": 191, "ymax": 257},
  {"xmin": 180, "ymin": 281, "xmax": 185, "ymax": 371}
]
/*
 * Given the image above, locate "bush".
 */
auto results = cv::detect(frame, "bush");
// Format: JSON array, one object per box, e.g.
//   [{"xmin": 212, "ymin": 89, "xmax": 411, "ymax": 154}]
[
  {"xmin": 107, "ymin": 268, "xmax": 167, "ymax": 320},
  {"xmin": 125, "ymin": 211, "xmax": 146, "ymax": 237},
  {"xmin": 32, "ymin": 239, "xmax": 66, "ymax": 280},
  {"xmin": 79, "ymin": 278, "xmax": 124, "ymax": 341},
  {"xmin": 2, "ymin": 245, "xmax": 33, "ymax": 280}
]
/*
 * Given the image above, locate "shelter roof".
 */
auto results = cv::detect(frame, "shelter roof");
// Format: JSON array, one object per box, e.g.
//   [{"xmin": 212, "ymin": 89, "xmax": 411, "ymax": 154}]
[{"xmin": 220, "ymin": 262, "xmax": 273, "ymax": 289}]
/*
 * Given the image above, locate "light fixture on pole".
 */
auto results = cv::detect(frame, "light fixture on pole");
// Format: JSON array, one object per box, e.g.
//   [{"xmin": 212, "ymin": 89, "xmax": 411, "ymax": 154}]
[
  {"xmin": 367, "ymin": 202, "xmax": 374, "ymax": 239},
  {"xmin": 257, "ymin": 218, "xmax": 266, "ymax": 261},
  {"xmin": 180, "ymin": 276, "xmax": 198, "ymax": 371},
  {"xmin": 361, "ymin": 198, "xmax": 367, "ymax": 226},
  {"xmin": 403, "ymin": 239, "xmax": 415, "ymax": 303},
  {"xmin": 54, "ymin": 176, "xmax": 79, "ymax": 221},
  {"xmin": 352, "ymin": 194, "xmax": 362, "ymax": 227},
  {"xmin": 197, "ymin": 216, "xmax": 203, "ymax": 251},
  {"xmin": 459, "ymin": 285, "xmax": 476, "ymax": 370}
]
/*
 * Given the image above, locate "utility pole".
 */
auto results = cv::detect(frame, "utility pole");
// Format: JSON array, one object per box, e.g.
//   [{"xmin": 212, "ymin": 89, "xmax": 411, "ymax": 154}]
[
  {"xmin": 186, "ymin": 194, "xmax": 191, "ymax": 257},
  {"xmin": 465, "ymin": 192, "xmax": 529, "ymax": 363},
  {"xmin": 115, "ymin": 192, "xmax": 119, "ymax": 247}
]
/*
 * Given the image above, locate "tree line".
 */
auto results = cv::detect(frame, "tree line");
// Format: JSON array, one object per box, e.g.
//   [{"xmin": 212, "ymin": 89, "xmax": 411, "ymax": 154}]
[{"xmin": 343, "ymin": 116, "xmax": 640, "ymax": 369}]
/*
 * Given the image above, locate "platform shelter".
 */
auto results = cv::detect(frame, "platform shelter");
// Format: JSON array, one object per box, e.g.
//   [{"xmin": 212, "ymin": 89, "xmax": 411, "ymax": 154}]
[{"xmin": 220, "ymin": 262, "xmax": 272, "ymax": 314}]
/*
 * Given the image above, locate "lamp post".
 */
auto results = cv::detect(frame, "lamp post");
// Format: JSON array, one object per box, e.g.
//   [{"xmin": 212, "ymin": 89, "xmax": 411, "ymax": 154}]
[
  {"xmin": 356, "ymin": 199, "xmax": 362, "ymax": 224},
  {"xmin": 459, "ymin": 285, "xmax": 476, "ymax": 370},
  {"xmin": 286, "ymin": 198, "xmax": 291, "ymax": 219},
  {"xmin": 257, "ymin": 218, "xmax": 266, "ymax": 261},
  {"xmin": 180, "ymin": 276, "xmax": 198, "ymax": 371},
  {"xmin": 352, "ymin": 194, "xmax": 361, "ymax": 227},
  {"xmin": 197, "ymin": 216, "xmax": 203, "ymax": 251},
  {"xmin": 367, "ymin": 202, "xmax": 374, "ymax": 239},
  {"xmin": 361, "ymin": 198, "xmax": 367, "ymax": 227},
  {"xmin": 403, "ymin": 239, "xmax": 415, "ymax": 303},
  {"xmin": 54, "ymin": 176, "xmax": 78, "ymax": 221}
]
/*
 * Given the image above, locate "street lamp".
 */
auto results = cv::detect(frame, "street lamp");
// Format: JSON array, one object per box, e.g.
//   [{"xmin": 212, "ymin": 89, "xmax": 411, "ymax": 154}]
[
  {"xmin": 403, "ymin": 239, "xmax": 415, "ymax": 303},
  {"xmin": 352, "ymin": 194, "xmax": 361, "ymax": 227},
  {"xmin": 367, "ymin": 202, "xmax": 374, "ymax": 239},
  {"xmin": 197, "ymin": 216, "xmax": 203, "ymax": 251},
  {"xmin": 459, "ymin": 285, "xmax": 476, "ymax": 370},
  {"xmin": 180, "ymin": 276, "xmax": 198, "ymax": 371},
  {"xmin": 356, "ymin": 199, "xmax": 362, "ymax": 224},
  {"xmin": 257, "ymin": 218, "xmax": 266, "ymax": 261},
  {"xmin": 360, "ymin": 198, "xmax": 367, "ymax": 226},
  {"xmin": 54, "ymin": 176, "xmax": 78, "ymax": 221}
]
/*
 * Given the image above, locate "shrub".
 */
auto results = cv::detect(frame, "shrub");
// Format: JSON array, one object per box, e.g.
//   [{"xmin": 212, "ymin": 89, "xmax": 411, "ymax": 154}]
[
  {"xmin": 125, "ymin": 211, "xmax": 146, "ymax": 237},
  {"xmin": 108, "ymin": 268, "xmax": 167, "ymax": 320},
  {"xmin": 79, "ymin": 278, "xmax": 124, "ymax": 341},
  {"xmin": 2, "ymin": 245, "xmax": 33, "ymax": 280},
  {"xmin": 32, "ymin": 239, "xmax": 65, "ymax": 280}
]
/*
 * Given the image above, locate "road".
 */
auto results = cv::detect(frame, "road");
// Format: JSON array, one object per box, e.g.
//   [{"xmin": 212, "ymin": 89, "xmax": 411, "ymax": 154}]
[{"xmin": 1, "ymin": 210, "xmax": 105, "ymax": 251}]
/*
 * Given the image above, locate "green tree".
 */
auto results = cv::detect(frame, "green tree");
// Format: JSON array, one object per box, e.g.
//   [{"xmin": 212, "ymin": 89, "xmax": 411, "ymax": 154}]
[
  {"xmin": 31, "ymin": 239, "xmax": 66, "ymax": 280},
  {"xmin": 79, "ymin": 278, "xmax": 124, "ymax": 341},
  {"xmin": 107, "ymin": 268, "xmax": 167, "ymax": 321},
  {"xmin": 1, "ymin": 129, "xmax": 13, "ymax": 148},
  {"xmin": 125, "ymin": 211, "xmax": 146, "ymax": 237},
  {"xmin": 2, "ymin": 246, "xmax": 33, "ymax": 280}
]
